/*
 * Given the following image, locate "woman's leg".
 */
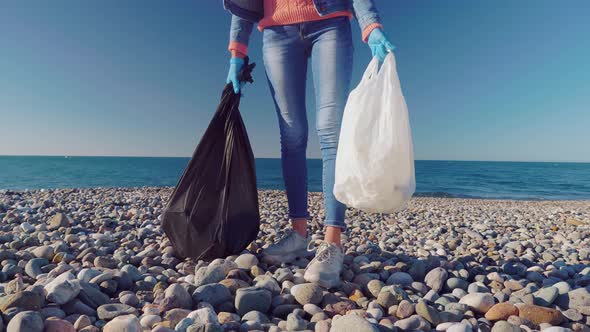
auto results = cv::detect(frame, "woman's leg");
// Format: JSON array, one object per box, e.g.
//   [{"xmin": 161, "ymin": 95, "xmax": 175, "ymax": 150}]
[
  {"xmin": 263, "ymin": 26, "xmax": 310, "ymax": 233},
  {"xmin": 309, "ymin": 18, "xmax": 354, "ymax": 244}
]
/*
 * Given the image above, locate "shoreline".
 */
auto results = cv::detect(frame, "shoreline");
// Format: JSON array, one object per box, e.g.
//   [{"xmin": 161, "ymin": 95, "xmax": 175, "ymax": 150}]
[
  {"xmin": 0, "ymin": 187, "xmax": 589, "ymax": 331},
  {"xmin": 1, "ymin": 186, "xmax": 589, "ymax": 204}
]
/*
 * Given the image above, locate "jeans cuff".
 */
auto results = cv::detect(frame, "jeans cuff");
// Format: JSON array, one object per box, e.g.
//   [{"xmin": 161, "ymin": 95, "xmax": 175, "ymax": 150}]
[
  {"xmin": 324, "ymin": 219, "xmax": 346, "ymax": 231},
  {"xmin": 289, "ymin": 212, "xmax": 310, "ymax": 220}
]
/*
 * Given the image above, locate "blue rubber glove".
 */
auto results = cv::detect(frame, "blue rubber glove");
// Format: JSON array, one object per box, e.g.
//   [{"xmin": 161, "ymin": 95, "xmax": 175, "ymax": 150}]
[
  {"xmin": 226, "ymin": 57, "xmax": 244, "ymax": 94},
  {"xmin": 368, "ymin": 28, "xmax": 396, "ymax": 62}
]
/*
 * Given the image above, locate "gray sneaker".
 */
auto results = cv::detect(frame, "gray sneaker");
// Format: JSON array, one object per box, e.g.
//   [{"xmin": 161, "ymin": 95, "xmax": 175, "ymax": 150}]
[
  {"xmin": 304, "ymin": 242, "xmax": 344, "ymax": 289},
  {"xmin": 261, "ymin": 230, "xmax": 309, "ymax": 264}
]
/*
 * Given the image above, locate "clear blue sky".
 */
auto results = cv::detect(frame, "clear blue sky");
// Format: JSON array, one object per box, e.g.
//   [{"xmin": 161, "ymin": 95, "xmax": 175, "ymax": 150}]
[{"xmin": 1, "ymin": 1, "xmax": 589, "ymax": 162}]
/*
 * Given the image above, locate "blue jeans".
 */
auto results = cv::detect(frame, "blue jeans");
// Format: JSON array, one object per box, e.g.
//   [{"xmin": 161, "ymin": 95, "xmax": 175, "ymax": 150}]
[{"xmin": 262, "ymin": 17, "xmax": 353, "ymax": 230}]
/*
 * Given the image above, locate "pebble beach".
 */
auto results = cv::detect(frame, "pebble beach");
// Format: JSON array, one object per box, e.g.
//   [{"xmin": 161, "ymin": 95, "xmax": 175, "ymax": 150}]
[{"xmin": 0, "ymin": 187, "xmax": 589, "ymax": 332}]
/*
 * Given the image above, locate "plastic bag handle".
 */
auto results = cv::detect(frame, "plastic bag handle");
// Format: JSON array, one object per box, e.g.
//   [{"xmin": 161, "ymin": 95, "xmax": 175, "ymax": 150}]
[
  {"xmin": 237, "ymin": 56, "xmax": 256, "ymax": 85},
  {"xmin": 382, "ymin": 52, "xmax": 399, "ymax": 84},
  {"xmin": 360, "ymin": 56, "xmax": 380, "ymax": 84}
]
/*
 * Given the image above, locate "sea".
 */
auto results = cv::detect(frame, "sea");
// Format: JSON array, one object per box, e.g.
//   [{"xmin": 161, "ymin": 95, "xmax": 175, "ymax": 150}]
[{"xmin": 0, "ymin": 156, "xmax": 589, "ymax": 201}]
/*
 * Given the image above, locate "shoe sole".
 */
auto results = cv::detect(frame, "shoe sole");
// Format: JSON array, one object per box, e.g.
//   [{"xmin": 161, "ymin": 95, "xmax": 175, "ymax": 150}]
[{"xmin": 304, "ymin": 271, "xmax": 341, "ymax": 289}]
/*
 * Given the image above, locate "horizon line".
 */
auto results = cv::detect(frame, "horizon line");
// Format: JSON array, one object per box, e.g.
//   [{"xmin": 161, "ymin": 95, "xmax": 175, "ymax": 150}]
[{"xmin": 1, "ymin": 154, "xmax": 589, "ymax": 164}]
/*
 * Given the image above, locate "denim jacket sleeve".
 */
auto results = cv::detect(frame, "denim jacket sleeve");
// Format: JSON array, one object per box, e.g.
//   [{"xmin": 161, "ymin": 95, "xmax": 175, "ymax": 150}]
[
  {"xmin": 228, "ymin": 14, "xmax": 254, "ymax": 55},
  {"xmin": 351, "ymin": 0, "xmax": 381, "ymax": 32}
]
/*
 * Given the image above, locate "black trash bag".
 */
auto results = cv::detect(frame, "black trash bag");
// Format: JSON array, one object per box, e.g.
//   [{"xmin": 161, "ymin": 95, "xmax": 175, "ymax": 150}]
[{"xmin": 162, "ymin": 57, "xmax": 259, "ymax": 260}]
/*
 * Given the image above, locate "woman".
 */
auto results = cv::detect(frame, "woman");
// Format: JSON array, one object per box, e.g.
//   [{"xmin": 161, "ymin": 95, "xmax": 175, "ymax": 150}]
[{"xmin": 224, "ymin": 0, "xmax": 395, "ymax": 288}]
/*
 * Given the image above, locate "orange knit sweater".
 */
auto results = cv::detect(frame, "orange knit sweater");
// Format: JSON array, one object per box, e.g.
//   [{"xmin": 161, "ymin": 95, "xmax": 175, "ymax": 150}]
[
  {"xmin": 258, "ymin": 0, "xmax": 352, "ymax": 31},
  {"xmin": 230, "ymin": 0, "xmax": 382, "ymax": 57}
]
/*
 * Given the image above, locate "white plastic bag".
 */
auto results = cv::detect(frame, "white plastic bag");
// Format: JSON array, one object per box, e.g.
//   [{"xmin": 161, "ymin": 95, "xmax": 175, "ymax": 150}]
[{"xmin": 334, "ymin": 53, "xmax": 415, "ymax": 213}]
